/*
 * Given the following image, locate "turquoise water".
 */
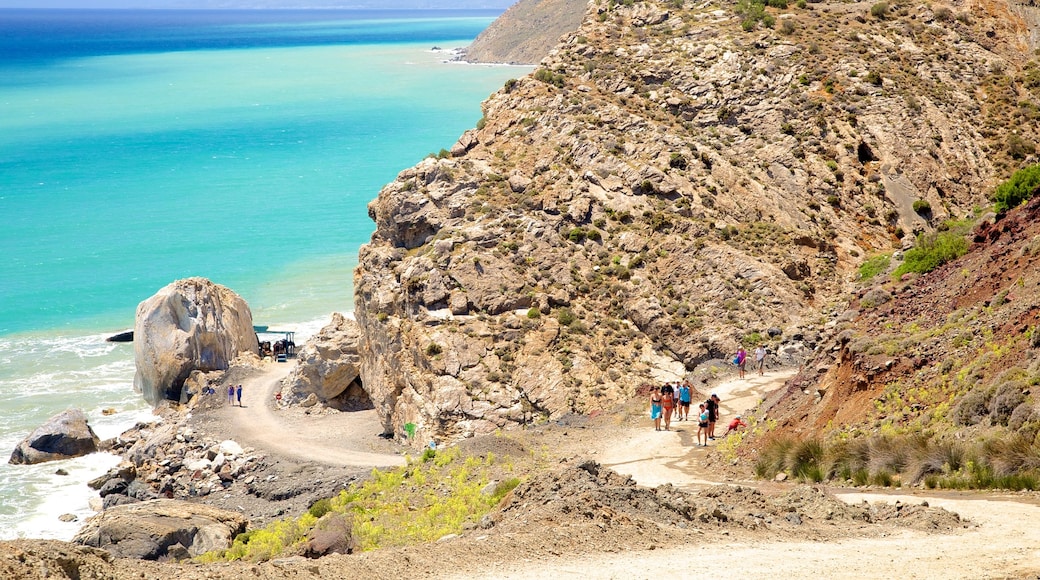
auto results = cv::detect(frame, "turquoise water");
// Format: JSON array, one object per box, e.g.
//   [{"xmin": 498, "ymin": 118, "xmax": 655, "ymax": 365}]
[{"xmin": 0, "ymin": 9, "xmax": 529, "ymax": 539}]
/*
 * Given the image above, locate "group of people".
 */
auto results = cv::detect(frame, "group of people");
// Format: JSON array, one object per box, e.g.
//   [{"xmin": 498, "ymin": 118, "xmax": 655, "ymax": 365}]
[
  {"xmin": 649, "ymin": 385, "xmax": 749, "ymax": 444},
  {"xmin": 733, "ymin": 344, "xmax": 767, "ymax": 379},
  {"xmin": 649, "ymin": 380, "xmax": 694, "ymax": 431},
  {"xmin": 228, "ymin": 384, "xmax": 243, "ymax": 406}
]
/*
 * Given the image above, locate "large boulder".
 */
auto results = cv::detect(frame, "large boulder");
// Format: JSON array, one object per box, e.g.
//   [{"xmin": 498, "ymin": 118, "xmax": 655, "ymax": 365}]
[
  {"xmin": 281, "ymin": 313, "xmax": 367, "ymax": 407},
  {"xmin": 133, "ymin": 277, "xmax": 259, "ymax": 406},
  {"xmin": 72, "ymin": 499, "xmax": 247, "ymax": 560},
  {"xmin": 9, "ymin": 409, "xmax": 100, "ymax": 465}
]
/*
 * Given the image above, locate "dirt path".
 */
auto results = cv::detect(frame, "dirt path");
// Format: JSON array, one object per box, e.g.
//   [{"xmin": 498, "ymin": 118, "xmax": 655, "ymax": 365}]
[
  {"xmin": 213, "ymin": 362, "xmax": 405, "ymax": 468},
  {"xmin": 598, "ymin": 370, "xmax": 797, "ymax": 488},
  {"xmin": 456, "ymin": 490, "xmax": 1040, "ymax": 579},
  {"xmin": 576, "ymin": 369, "xmax": 1040, "ymax": 580}
]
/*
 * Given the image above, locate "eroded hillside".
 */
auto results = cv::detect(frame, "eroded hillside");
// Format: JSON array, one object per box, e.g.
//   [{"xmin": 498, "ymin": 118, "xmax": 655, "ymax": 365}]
[
  {"xmin": 354, "ymin": 0, "xmax": 1040, "ymax": 444},
  {"xmin": 750, "ymin": 186, "xmax": 1040, "ymax": 486}
]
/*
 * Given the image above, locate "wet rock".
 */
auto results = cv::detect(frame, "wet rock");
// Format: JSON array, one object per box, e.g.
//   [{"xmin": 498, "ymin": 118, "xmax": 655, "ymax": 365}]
[{"xmin": 9, "ymin": 409, "xmax": 101, "ymax": 465}]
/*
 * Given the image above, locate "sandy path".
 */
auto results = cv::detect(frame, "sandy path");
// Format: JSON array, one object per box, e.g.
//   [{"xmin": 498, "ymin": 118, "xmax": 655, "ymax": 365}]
[
  {"xmin": 598, "ymin": 370, "xmax": 797, "ymax": 488},
  {"xmin": 576, "ymin": 370, "xmax": 1040, "ymax": 580},
  {"xmin": 458, "ymin": 491, "xmax": 1040, "ymax": 579},
  {"xmin": 213, "ymin": 362, "xmax": 405, "ymax": 468}
]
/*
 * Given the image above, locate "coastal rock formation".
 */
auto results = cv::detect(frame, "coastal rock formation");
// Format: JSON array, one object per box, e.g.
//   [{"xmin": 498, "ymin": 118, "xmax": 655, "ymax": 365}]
[
  {"xmin": 280, "ymin": 313, "xmax": 372, "ymax": 410},
  {"xmin": 9, "ymin": 409, "xmax": 101, "ymax": 465},
  {"xmin": 464, "ymin": 0, "xmax": 589, "ymax": 64},
  {"xmin": 133, "ymin": 277, "xmax": 259, "ymax": 406},
  {"xmin": 72, "ymin": 499, "xmax": 247, "ymax": 560},
  {"xmin": 355, "ymin": 0, "xmax": 1040, "ymax": 444}
]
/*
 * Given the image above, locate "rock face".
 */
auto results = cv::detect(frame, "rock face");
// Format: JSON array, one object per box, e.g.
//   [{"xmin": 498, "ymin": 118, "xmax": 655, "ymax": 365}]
[
  {"xmin": 72, "ymin": 499, "xmax": 247, "ymax": 560},
  {"xmin": 464, "ymin": 0, "xmax": 589, "ymax": 64},
  {"xmin": 9, "ymin": 409, "xmax": 100, "ymax": 465},
  {"xmin": 281, "ymin": 313, "xmax": 372, "ymax": 411},
  {"xmin": 134, "ymin": 277, "xmax": 259, "ymax": 406},
  {"xmin": 355, "ymin": 0, "xmax": 1040, "ymax": 445}
]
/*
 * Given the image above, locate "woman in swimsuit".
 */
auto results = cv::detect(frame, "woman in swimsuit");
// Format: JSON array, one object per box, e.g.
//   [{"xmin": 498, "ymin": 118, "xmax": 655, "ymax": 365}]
[
  {"xmin": 661, "ymin": 383, "xmax": 676, "ymax": 430},
  {"xmin": 650, "ymin": 387, "xmax": 663, "ymax": 431}
]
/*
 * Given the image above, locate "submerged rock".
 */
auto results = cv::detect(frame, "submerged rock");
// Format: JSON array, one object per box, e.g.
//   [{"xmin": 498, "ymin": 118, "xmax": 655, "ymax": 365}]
[{"xmin": 9, "ymin": 409, "xmax": 100, "ymax": 465}]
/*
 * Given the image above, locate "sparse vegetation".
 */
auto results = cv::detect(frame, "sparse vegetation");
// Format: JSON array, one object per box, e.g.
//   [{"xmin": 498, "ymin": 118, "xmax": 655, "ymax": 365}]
[
  {"xmin": 892, "ymin": 223, "xmax": 970, "ymax": 278},
  {"xmin": 992, "ymin": 163, "xmax": 1040, "ymax": 213},
  {"xmin": 858, "ymin": 253, "xmax": 891, "ymax": 280},
  {"xmin": 199, "ymin": 449, "xmax": 520, "ymax": 562},
  {"xmin": 756, "ymin": 434, "xmax": 1040, "ymax": 490}
]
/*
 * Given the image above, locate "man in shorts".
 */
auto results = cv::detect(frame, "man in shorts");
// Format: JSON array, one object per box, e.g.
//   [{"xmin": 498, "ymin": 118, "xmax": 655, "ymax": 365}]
[{"xmin": 678, "ymin": 380, "xmax": 692, "ymax": 420}]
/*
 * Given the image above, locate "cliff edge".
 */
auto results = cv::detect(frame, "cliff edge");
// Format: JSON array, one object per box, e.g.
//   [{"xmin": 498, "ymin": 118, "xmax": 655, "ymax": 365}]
[{"xmin": 357, "ymin": 0, "xmax": 1040, "ymax": 445}]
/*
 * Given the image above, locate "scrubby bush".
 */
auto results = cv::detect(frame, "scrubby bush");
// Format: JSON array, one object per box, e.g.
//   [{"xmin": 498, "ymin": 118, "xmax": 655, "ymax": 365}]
[
  {"xmin": 556, "ymin": 307, "xmax": 577, "ymax": 326},
  {"xmin": 859, "ymin": 287, "xmax": 891, "ymax": 309},
  {"xmin": 870, "ymin": 1, "xmax": 889, "ymax": 18},
  {"xmin": 308, "ymin": 498, "xmax": 332, "ymax": 519},
  {"xmin": 954, "ymin": 389, "xmax": 991, "ymax": 425},
  {"xmin": 993, "ymin": 163, "xmax": 1040, "ymax": 213},
  {"xmin": 735, "ymin": 0, "xmax": 775, "ymax": 30},
  {"xmin": 533, "ymin": 68, "xmax": 565, "ymax": 88},
  {"xmin": 990, "ymin": 382, "xmax": 1027, "ymax": 426},
  {"xmin": 912, "ymin": 199, "xmax": 932, "ymax": 215},
  {"xmin": 858, "ymin": 253, "xmax": 891, "ymax": 280},
  {"xmin": 892, "ymin": 228, "xmax": 969, "ymax": 278}
]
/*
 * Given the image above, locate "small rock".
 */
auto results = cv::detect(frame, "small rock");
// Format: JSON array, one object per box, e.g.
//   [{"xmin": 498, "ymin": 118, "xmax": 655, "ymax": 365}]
[
  {"xmin": 774, "ymin": 472, "xmax": 788, "ymax": 482},
  {"xmin": 58, "ymin": 513, "xmax": 77, "ymax": 522},
  {"xmin": 55, "ymin": 469, "xmax": 69, "ymax": 476}
]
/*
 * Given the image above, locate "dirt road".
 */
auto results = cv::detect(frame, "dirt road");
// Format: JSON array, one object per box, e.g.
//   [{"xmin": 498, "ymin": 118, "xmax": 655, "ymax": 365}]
[
  {"xmin": 213, "ymin": 362, "xmax": 405, "ymax": 468},
  {"xmin": 581, "ymin": 370, "xmax": 1040, "ymax": 580}
]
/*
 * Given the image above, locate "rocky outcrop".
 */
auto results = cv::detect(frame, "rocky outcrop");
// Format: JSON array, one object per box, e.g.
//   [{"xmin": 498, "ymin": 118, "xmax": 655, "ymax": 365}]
[
  {"xmin": 281, "ymin": 313, "xmax": 371, "ymax": 410},
  {"xmin": 72, "ymin": 499, "xmax": 247, "ymax": 560},
  {"xmin": 133, "ymin": 277, "xmax": 259, "ymax": 406},
  {"xmin": 9, "ymin": 409, "xmax": 100, "ymax": 465},
  {"xmin": 354, "ymin": 0, "xmax": 1040, "ymax": 445},
  {"xmin": 464, "ymin": 0, "xmax": 589, "ymax": 64}
]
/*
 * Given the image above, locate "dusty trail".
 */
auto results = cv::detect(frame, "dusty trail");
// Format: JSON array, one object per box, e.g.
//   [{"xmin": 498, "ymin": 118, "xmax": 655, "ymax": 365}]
[
  {"xmin": 211, "ymin": 361, "xmax": 404, "ymax": 468},
  {"xmin": 580, "ymin": 370, "xmax": 1040, "ymax": 580},
  {"xmin": 197, "ymin": 365, "xmax": 1040, "ymax": 578},
  {"xmin": 599, "ymin": 370, "xmax": 796, "ymax": 488}
]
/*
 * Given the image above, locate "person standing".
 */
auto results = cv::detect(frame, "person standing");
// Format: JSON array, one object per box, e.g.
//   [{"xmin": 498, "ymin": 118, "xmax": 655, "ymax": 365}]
[
  {"xmin": 755, "ymin": 344, "xmax": 767, "ymax": 375},
  {"xmin": 706, "ymin": 394, "xmax": 719, "ymax": 440},
  {"xmin": 236, "ymin": 384, "xmax": 243, "ymax": 407},
  {"xmin": 227, "ymin": 384, "xmax": 235, "ymax": 405},
  {"xmin": 678, "ymin": 380, "xmax": 692, "ymax": 421},
  {"xmin": 650, "ymin": 387, "xmax": 663, "ymax": 431},
  {"xmin": 735, "ymin": 346, "xmax": 747, "ymax": 379},
  {"xmin": 696, "ymin": 403, "xmax": 709, "ymax": 446},
  {"xmin": 661, "ymin": 382, "xmax": 676, "ymax": 430}
]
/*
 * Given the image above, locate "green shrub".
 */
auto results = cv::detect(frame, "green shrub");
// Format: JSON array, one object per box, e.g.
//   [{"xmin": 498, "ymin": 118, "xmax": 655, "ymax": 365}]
[
  {"xmin": 425, "ymin": 343, "xmax": 443, "ymax": 356},
  {"xmin": 870, "ymin": 1, "xmax": 888, "ymax": 18},
  {"xmin": 858, "ymin": 253, "xmax": 891, "ymax": 280},
  {"xmin": 993, "ymin": 163, "xmax": 1040, "ymax": 213},
  {"xmin": 533, "ymin": 68, "xmax": 565, "ymax": 88},
  {"xmin": 892, "ymin": 229, "xmax": 969, "ymax": 278},
  {"xmin": 526, "ymin": 307, "xmax": 541, "ymax": 319},
  {"xmin": 566, "ymin": 227, "xmax": 588, "ymax": 243},
  {"xmin": 308, "ymin": 498, "xmax": 332, "ymax": 519},
  {"xmin": 865, "ymin": 70, "xmax": 883, "ymax": 86},
  {"xmin": 912, "ymin": 199, "xmax": 932, "ymax": 214},
  {"xmin": 736, "ymin": 0, "xmax": 775, "ymax": 30},
  {"xmin": 556, "ymin": 307, "xmax": 577, "ymax": 326}
]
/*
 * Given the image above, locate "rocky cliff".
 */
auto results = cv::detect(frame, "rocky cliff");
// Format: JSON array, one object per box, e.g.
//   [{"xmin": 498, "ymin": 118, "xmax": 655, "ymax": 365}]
[
  {"xmin": 355, "ymin": 0, "xmax": 1040, "ymax": 445},
  {"xmin": 464, "ymin": 0, "xmax": 589, "ymax": 64}
]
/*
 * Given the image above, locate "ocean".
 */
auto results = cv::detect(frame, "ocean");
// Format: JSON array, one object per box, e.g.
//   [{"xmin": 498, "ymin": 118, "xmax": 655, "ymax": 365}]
[{"xmin": 0, "ymin": 8, "xmax": 529, "ymax": 540}]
